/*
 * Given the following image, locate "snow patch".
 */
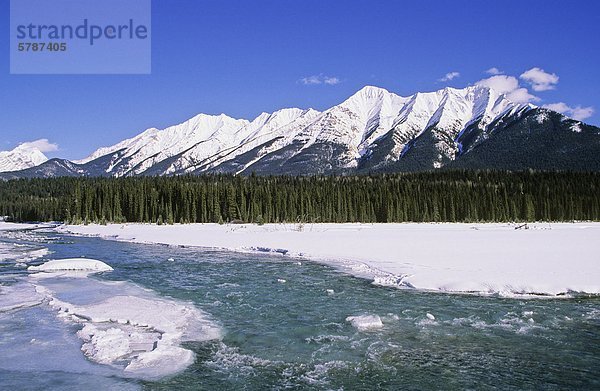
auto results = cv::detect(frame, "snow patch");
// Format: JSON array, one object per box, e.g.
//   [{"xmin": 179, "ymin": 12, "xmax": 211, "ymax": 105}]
[
  {"xmin": 570, "ymin": 122, "xmax": 582, "ymax": 133},
  {"xmin": 0, "ymin": 222, "xmax": 45, "ymax": 231},
  {"xmin": 535, "ymin": 111, "xmax": 549, "ymax": 124}
]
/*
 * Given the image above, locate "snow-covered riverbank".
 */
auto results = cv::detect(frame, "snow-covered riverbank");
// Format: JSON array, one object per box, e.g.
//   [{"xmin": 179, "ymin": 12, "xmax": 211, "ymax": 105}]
[
  {"xmin": 0, "ymin": 222, "xmax": 44, "ymax": 231},
  {"xmin": 59, "ymin": 222, "xmax": 600, "ymax": 297}
]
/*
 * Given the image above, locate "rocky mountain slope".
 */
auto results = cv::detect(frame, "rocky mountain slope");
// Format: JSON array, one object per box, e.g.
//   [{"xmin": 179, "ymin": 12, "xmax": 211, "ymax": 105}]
[{"xmin": 2, "ymin": 85, "xmax": 599, "ymax": 179}]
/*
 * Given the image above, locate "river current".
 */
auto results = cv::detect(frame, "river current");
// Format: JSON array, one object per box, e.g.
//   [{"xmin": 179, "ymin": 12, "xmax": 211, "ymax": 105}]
[{"xmin": 0, "ymin": 227, "xmax": 598, "ymax": 390}]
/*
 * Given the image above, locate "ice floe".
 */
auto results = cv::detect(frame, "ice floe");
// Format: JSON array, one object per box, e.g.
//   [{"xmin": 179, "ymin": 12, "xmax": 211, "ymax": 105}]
[
  {"xmin": 346, "ymin": 315, "xmax": 384, "ymax": 331},
  {"xmin": 28, "ymin": 258, "xmax": 113, "ymax": 273},
  {"xmin": 0, "ymin": 283, "xmax": 45, "ymax": 313},
  {"xmin": 32, "ymin": 279, "xmax": 223, "ymax": 379},
  {"xmin": 0, "ymin": 243, "xmax": 50, "ymax": 263},
  {"xmin": 13, "ymin": 252, "xmax": 224, "ymax": 380}
]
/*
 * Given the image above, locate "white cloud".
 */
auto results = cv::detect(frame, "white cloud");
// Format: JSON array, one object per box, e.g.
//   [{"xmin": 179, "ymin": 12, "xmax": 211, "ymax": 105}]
[
  {"xmin": 542, "ymin": 102, "xmax": 570, "ymax": 113},
  {"xmin": 571, "ymin": 106, "xmax": 594, "ymax": 121},
  {"xmin": 485, "ymin": 67, "xmax": 503, "ymax": 75},
  {"xmin": 20, "ymin": 139, "xmax": 59, "ymax": 152},
  {"xmin": 476, "ymin": 75, "xmax": 519, "ymax": 94},
  {"xmin": 475, "ymin": 75, "xmax": 539, "ymax": 103},
  {"xmin": 476, "ymin": 70, "xmax": 592, "ymax": 119},
  {"xmin": 507, "ymin": 88, "xmax": 539, "ymax": 104},
  {"xmin": 300, "ymin": 75, "xmax": 322, "ymax": 85},
  {"xmin": 300, "ymin": 74, "xmax": 341, "ymax": 86},
  {"xmin": 438, "ymin": 71, "xmax": 460, "ymax": 82},
  {"xmin": 323, "ymin": 77, "xmax": 340, "ymax": 85},
  {"xmin": 520, "ymin": 67, "xmax": 559, "ymax": 91},
  {"xmin": 543, "ymin": 102, "xmax": 594, "ymax": 121}
]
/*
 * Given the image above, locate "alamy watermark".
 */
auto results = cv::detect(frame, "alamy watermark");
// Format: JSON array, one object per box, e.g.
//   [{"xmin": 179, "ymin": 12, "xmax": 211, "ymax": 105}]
[{"xmin": 10, "ymin": 0, "xmax": 151, "ymax": 74}]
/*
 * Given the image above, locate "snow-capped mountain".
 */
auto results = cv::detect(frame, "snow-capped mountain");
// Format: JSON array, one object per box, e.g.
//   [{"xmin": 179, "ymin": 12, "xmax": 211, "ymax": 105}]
[
  {"xmin": 0, "ymin": 143, "xmax": 48, "ymax": 173},
  {"xmin": 78, "ymin": 84, "xmax": 533, "ymax": 176},
  {"xmin": 74, "ymin": 113, "xmax": 250, "ymax": 177},
  {"xmin": 2, "ymin": 85, "xmax": 599, "ymax": 179}
]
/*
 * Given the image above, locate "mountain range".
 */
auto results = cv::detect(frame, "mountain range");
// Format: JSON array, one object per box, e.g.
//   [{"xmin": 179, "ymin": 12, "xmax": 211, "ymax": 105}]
[{"xmin": 1, "ymin": 85, "xmax": 599, "ymax": 179}]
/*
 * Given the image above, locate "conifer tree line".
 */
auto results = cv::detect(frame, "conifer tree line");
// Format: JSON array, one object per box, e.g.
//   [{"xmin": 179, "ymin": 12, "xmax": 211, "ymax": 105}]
[{"xmin": 0, "ymin": 171, "xmax": 599, "ymax": 224}]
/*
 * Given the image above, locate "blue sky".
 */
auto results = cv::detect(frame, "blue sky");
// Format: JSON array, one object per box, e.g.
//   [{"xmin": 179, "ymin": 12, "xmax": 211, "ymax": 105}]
[{"xmin": 1, "ymin": 0, "xmax": 599, "ymax": 159}]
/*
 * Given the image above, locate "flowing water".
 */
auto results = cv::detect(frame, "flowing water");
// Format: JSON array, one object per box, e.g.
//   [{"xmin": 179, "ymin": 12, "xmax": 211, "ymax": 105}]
[{"xmin": 0, "ymin": 228, "xmax": 598, "ymax": 390}]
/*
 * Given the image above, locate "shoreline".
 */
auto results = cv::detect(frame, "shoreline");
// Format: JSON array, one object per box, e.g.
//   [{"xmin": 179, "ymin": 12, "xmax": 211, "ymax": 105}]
[{"xmin": 52, "ymin": 222, "xmax": 600, "ymax": 298}]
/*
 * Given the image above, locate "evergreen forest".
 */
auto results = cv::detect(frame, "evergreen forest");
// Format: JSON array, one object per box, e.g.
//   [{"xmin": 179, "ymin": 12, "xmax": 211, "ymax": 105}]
[{"xmin": 0, "ymin": 171, "xmax": 598, "ymax": 224}]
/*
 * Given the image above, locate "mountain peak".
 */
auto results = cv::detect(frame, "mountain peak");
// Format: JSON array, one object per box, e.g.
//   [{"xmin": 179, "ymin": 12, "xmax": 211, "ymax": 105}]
[
  {"xmin": 359, "ymin": 85, "xmax": 390, "ymax": 93},
  {"xmin": 186, "ymin": 112, "xmax": 248, "ymax": 126},
  {"xmin": 0, "ymin": 143, "xmax": 48, "ymax": 173},
  {"xmin": 340, "ymin": 85, "xmax": 407, "ymax": 111},
  {"xmin": 350, "ymin": 85, "xmax": 395, "ymax": 99}
]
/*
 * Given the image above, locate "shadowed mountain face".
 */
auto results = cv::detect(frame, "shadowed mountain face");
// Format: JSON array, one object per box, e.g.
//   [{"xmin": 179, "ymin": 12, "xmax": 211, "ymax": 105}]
[{"xmin": 2, "ymin": 86, "xmax": 599, "ymax": 180}]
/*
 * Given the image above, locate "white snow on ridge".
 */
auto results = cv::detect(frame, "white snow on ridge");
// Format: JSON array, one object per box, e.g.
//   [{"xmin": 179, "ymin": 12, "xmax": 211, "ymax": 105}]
[
  {"xmin": 75, "ymin": 113, "xmax": 249, "ymax": 176},
  {"xmin": 338, "ymin": 86, "xmax": 409, "ymax": 149},
  {"xmin": 74, "ymin": 85, "xmax": 537, "ymax": 176},
  {"xmin": 0, "ymin": 143, "xmax": 48, "ymax": 172},
  {"xmin": 182, "ymin": 108, "xmax": 322, "ymax": 174},
  {"xmin": 61, "ymin": 223, "xmax": 600, "ymax": 297}
]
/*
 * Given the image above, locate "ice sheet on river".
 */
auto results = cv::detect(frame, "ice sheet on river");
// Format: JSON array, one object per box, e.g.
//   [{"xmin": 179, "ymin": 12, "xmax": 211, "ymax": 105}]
[
  {"xmin": 62, "ymin": 222, "xmax": 600, "ymax": 297},
  {"xmin": 30, "ymin": 274, "xmax": 222, "ymax": 379},
  {"xmin": 0, "ymin": 282, "xmax": 45, "ymax": 312}
]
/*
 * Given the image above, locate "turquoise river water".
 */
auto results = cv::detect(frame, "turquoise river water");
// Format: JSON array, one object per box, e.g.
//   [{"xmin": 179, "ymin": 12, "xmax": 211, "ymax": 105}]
[{"xmin": 0, "ymin": 227, "xmax": 598, "ymax": 390}]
